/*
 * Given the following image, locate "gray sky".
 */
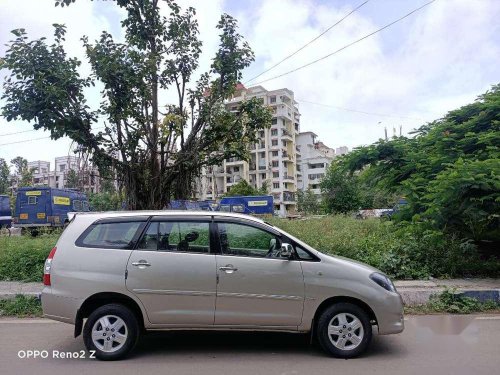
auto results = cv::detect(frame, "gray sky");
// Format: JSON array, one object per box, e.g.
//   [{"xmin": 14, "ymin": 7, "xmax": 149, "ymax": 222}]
[{"xmin": 1, "ymin": 0, "xmax": 499, "ymax": 168}]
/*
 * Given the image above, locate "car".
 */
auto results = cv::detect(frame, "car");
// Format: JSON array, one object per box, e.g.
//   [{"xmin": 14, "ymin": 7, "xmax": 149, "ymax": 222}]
[{"xmin": 41, "ymin": 211, "xmax": 404, "ymax": 360}]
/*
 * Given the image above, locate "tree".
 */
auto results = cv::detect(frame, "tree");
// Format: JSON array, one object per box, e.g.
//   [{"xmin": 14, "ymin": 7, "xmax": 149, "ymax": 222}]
[
  {"xmin": 65, "ymin": 169, "xmax": 79, "ymax": 189},
  {"xmin": 333, "ymin": 84, "xmax": 500, "ymax": 241},
  {"xmin": 320, "ymin": 162, "xmax": 362, "ymax": 214},
  {"xmin": 0, "ymin": 159, "xmax": 10, "ymax": 194},
  {"xmin": 10, "ymin": 156, "xmax": 34, "ymax": 187},
  {"xmin": 297, "ymin": 188, "xmax": 321, "ymax": 215},
  {"xmin": 1, "ymin": 1, "xmax": 271, "ymax": 209},
  {"xmin": 224, "ymin": 179, "xmax": 259, "ymax": 197}
]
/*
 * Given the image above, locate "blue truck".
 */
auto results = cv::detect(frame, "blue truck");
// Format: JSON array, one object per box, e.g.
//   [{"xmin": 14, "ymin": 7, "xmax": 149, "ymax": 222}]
[
  {"xmin": 0, "ymin": 195, "xmax": 11, "ymax": 228},
  {"xmin": 218, "ymin": 195, "xmax": 274, "ymax": 215},
  {"xmin": 13, "ymin": 187, "xmax": 89, "ymax": 228}
]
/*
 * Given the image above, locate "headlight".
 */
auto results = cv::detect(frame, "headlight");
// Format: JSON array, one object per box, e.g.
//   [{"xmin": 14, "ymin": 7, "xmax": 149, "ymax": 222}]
[{"xmin": 369, "ymin": 272, "xmax": 396, "ymax": 292}]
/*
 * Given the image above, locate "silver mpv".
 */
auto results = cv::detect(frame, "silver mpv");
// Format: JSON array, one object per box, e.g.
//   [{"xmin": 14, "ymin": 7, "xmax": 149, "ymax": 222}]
[{"xmin": 42, "ymin": 211, "xmax": 404, "ymax": 360}]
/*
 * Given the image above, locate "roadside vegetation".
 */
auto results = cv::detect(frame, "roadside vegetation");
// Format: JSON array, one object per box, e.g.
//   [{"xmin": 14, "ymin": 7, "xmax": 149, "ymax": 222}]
[
  {"xmin": 0, "ymin": 232, "xmax": 58, "ymax": 282},
  {"xmin": 268, "ymin": 216, "xmax": 500, "ymax": 279},
  {"xmin": 0, "ymin": 295, "xmax": 42, "ymax": 317},
  {"xmin": 405, "ymin": 289, "xmax": 500, "ymax": 314}
]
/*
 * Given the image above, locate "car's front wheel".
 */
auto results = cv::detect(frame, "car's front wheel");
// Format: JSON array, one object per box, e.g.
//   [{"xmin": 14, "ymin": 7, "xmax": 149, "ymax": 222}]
[
  {"xmin": 83, "ymin": 303, "xmax": 139, "ymax": 360},
  {"xmin": 316, "ymin": 302, "xmax": 372, "ymax": 358}
]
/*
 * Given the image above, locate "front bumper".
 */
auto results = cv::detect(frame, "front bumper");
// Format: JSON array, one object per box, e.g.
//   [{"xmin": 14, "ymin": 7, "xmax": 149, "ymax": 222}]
[{"xmin": 375, "ymin": 292, "xmax": 405, "ymax": 335}]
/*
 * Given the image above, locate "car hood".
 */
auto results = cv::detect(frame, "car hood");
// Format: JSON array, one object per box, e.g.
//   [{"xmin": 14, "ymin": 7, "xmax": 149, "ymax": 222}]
[{"xmin": 320, "ymin": 253, "xmax": 380, "ymax": 274}]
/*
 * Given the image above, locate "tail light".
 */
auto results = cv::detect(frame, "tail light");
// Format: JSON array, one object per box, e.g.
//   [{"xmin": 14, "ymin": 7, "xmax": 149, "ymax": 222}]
[{"xmin": 43, "ymin": 247, "xmax": 57, "ymax": 286}]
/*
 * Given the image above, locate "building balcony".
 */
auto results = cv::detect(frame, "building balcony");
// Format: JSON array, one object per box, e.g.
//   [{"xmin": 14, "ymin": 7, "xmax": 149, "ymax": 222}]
[
  {"xmin": 282, "ymin": 191, "xmax": 296, "ymax": 202},
  {"xmin": 283, "ymin": 175, "xmax": 295, "ymax": 181}
]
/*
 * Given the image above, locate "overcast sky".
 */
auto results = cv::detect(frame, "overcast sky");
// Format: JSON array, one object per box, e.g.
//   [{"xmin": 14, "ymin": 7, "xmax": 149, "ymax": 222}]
[{"xmin": 1, "ymin": 0, "xmax": 499, "ymax": 169}]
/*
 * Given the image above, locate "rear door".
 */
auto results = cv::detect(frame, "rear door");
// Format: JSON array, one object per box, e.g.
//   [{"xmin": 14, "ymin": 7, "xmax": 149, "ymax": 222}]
[
  {"xmin": 214, "ymin": 219, "xmax": 305, "ymax": 327},
  {"xmin": 126, "ymin": 217, "xmax": 217, "ymax": 325}
]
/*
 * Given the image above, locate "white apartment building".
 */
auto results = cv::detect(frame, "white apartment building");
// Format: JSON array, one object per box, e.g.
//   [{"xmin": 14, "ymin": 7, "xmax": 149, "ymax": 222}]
[
  {"xmin": 19, "ymin": 156, "xmax": 101, "ymax": 193},
  {"xmin": 296, "ymin": 132, "xmax": 340, "ymax": 196},
  {"xmin": 197, "ymin": 85, "xmax": 301, "ymax": 217}
]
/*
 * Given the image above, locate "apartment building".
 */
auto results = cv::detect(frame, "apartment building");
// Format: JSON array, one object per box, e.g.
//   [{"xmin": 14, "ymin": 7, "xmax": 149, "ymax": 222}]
[
  {"xmin": 296, "ymin": 132, "xmax": 340, "ymax": 196},
  {"xmin": 198, "ymin": 85, "xmax": 301, "ymax": 217},
  {"xmin": 14, "ymin": 156, "xmax": 101, "ymax": 193}
]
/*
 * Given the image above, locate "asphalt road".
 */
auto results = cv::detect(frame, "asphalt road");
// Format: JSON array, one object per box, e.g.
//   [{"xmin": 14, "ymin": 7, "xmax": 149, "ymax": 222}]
[{"xmin": 1, "ymin": 315, "xmax": 499, "ymax": 375}]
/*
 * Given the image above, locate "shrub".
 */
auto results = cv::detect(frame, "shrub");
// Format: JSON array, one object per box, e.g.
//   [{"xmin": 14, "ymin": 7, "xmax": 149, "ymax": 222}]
[{"xmin": 0, "ymin": 233, "xmax": 59, "ymax": 282}]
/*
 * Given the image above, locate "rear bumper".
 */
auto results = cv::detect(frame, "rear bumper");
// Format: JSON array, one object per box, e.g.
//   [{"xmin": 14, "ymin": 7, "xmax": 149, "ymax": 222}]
[{"xmin": 41, "ymin": 288, "xmax": 80, "ymax": 325}]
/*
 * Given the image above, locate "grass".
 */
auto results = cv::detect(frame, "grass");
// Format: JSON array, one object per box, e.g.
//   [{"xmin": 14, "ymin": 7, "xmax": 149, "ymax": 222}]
[
  {"xmin": 0, "ymin": 295, "xmax": 42, "ymax": 317},
  {"xmin": 404, "ymin": 289, "xmax": 500, "ymax": 314},
  {"xmin": 0, "ymin": 232, "xmax": 59, "ymax": 282},
  {"xmin": 268, "ymin": 215, "xmax": 500, "ymax": 279}
]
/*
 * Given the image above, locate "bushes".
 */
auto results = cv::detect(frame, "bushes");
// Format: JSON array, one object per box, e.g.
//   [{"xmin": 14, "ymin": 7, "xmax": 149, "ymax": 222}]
[
  {"xmin": 0, "ymin": 233, "xmax": 59, "ymax": 282},
  {"xmin": 0, "ymin": 295, "xmax": 42, "ymax": 317},
  {"xmin": 268, "ymin": 216, "xmax": 500, "ymax": 279}
]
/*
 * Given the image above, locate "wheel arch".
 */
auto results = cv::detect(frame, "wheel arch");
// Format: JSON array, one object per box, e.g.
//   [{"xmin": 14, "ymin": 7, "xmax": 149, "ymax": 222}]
[
  {"xmin": 75, "ymin": 292, "xmax": 146, "ymax": 338},
  {"xmin": 313, "ymin": 296, "xmax": 378, "ymax": 329}
]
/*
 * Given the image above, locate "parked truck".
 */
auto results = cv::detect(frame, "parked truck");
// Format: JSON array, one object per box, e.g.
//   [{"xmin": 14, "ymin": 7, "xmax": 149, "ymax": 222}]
[
  {"xmin": 218, "ymin": 195, "xmax": 274, "ymax": 215},
  {"xmin": 0, "ymin": 195, "xmax": 11, "ymax": 228},
  {"xmin": 13, "ymin": 187, "xmax": 89, "ymax": 228}
]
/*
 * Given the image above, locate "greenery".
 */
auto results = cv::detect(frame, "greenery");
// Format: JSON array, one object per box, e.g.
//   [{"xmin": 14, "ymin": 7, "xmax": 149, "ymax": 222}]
[
  {"xmin": 89, "ymin": 191, "xmax": 123, "ymax": 211},
  {"xmin": 9, "ymin": 156, "xmax": 34, "ymax": 187},
  {"xmin": 65, "ymin": 169, "xmax": 79, "ymax": 189},
  {"xmin": 297, "ymin": 188, "xmax": 322, "ymax": 215},
  {"xmin": 0, "ymin": 232, "xmax": 58, "ymax": 282},
  {"xmin": 0, "ymin": 158, "xmax": 10, "ymax": 194},
  {"xmin": 322, "ymin": 85, "xmax": 499, "ymax": 245},
  {"xmin": 405, "ymin": 289, "xmax": 500, "ymax": 314},
  {"xmin": 224, "ymin": 179, "xmax": 269, "ymax": 197},
  {"xmin": 0, "ymin": 295, "xmax": 42, "ymax": 317},
  {"xmin": 1, "ymin": 0, "xmax": 272, "ymax": 209},
  {"xmin": 268, "ymin": 216, "xmax": 500, "ymax": 279}
]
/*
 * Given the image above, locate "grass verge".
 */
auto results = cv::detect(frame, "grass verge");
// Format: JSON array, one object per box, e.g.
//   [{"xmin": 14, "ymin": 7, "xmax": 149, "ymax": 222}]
[
  {"xmin": 0, "ymin": 295, "xmax": 42, "ymax": 317},
  {"xmin": 404, "ymin": 289, "xmax": 500, "ymax": 314}
]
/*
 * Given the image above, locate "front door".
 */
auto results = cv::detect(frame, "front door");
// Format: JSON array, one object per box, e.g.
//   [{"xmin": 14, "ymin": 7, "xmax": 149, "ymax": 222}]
[
  {"xmin": 214, "ymin": 221, "xmax": 305, "ymax": 327},
  {"xmin": 126, "ymin": 219, "xmax": 217, "ymax": 325}
]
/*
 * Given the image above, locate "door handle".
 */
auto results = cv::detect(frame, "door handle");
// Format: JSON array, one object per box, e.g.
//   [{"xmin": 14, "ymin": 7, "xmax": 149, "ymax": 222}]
[
  {"xmin": 132, "ymin": 260, "xmax": 151, "ymax": 267},
  {"xmin": 219, "ymin": 265, "xmax": 238, "ymax": 273}
]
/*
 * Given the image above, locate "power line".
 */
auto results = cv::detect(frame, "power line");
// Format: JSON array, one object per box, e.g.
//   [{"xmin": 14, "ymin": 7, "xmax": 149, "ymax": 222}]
[
  {"xmin": 0, "ymin": 126, "xmax": 105, "ymax": 147},
  {"xmin": 0, "ymin": 129, "xmax": 37, "ymax": 137},
  {"xmin": 296, "ymin": 99, "xmax": 426, "ymax": 121},
  {"xmin": 244, "ymin": 0, "xmax": 372, "ymax": 84},
  {"xmin": 251, "ymin": 0, "xmax": 437, "ymax": 86}
]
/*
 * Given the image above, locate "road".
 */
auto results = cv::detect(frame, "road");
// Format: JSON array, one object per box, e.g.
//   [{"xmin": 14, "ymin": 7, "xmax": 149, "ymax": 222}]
[{"xmin": 0, "ymin": 315, "xmax": 499, "ymax": 375}]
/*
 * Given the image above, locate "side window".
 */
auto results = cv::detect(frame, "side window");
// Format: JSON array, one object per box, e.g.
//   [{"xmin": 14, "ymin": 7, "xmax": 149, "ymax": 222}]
[
  {"xmin": 295, "ymin": 246, "xmax": 314, "ymax": 260},
  {"xmin": 218, "ymin": 223, "xmax": 281, "ymax": 258},
  {"xmin": 28, "ymin": 196, "xmax": 37, "ymax": 205},
  {"xmin": 137, "ymin": 222, "xmax": 159, "ymax": 250},
  {"xmin": 82, "ymin": 201, "xmax": 89, "ymax": 211},
  {"xmin": 77, "ymin": 221, "xmax": 143, "ymax": 249},
  {"xmin": 137, "ymin": 221, "xmax": 211, "ymax": 253}
]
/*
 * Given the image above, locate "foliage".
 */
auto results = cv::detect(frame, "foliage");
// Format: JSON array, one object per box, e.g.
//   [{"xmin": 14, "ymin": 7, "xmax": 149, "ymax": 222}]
[
  {"xmin": 0, "ymin": 232, "xmax": 58, "ymax": 282},
  {"xmin": 0, "ymin": 295, "xmax": 42, "ymax": 317},
  {"xmin": 406, "ymin": 288, "xmax": 500, "ymax": 314},
  {"xmin": 65, "ymin": 169, "xmax": 79, "ymax": 189},
  {"xmin": 320, "ymin": 162, "xmax": 362, "ymax": 214},
  {"xmin": 9, "ymin": 156, "xmax": 34, "ymax": 187},
  {"xmin": 267, "ymin": 216, "xmax": 500, "ymax": 279},
  {"xmin": 0, "ymin": 158, "xmax": 10, "ymax": 194},
  {"xmin": 1, "ymin": 1, "xmax": 272, "ymax": 209},
  {"xmin": 331, "ymin": 85, "xmax": 500, "ymax": 242},
  {"xmin": 297, "ymin": 188, "xmax": 322, "ymax": 214},
  {"xmin": 89, "ymin": 191, "xmax": 123, "ymax": 211},
  {"xmin": 224, "ymin": 179, "xmax": 269, "ymax": 197}
]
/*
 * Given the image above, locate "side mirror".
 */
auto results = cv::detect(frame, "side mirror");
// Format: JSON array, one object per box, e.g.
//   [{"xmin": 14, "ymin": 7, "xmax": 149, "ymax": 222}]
[{"xmin": 280, "ymin": 243, "xmax": 293, "ymax": 259}]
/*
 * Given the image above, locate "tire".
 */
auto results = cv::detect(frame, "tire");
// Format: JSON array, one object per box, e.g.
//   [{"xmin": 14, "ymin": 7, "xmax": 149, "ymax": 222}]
[
  {"xmin": 83, "ymin": 303, "xmax": 139, "ymax": 361},
  {"xmin": 316, "ymin": 302, "xmax": 372, "ymax": 358}
]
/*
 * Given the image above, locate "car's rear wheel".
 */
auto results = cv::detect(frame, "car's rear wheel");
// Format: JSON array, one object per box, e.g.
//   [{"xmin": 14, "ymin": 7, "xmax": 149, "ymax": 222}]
[
  {"xmin": 83, "ymin": 304, "xmax": 139, "ymax": 360},
  {"xmin": 316, "ymin": 302, "xmax": 372, "ymax": 358}
]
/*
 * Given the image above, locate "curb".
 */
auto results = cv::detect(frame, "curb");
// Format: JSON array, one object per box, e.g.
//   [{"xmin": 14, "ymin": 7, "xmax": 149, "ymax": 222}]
[{"xmin": 397, "ymin": 288, "xmax": 500, "ymax": 306}]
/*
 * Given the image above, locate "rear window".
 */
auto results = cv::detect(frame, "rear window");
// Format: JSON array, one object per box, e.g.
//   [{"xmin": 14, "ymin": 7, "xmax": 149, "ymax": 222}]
[{"xmin": 76, "ymin": 221, "xmax": 144, "ymax": 249}]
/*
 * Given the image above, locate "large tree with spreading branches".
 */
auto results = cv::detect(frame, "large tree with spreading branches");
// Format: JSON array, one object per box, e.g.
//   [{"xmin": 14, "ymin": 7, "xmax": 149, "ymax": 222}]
[{"xmin": 1, "ymin": 0, "xmax": 272, "ymax": 209}]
